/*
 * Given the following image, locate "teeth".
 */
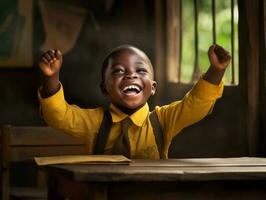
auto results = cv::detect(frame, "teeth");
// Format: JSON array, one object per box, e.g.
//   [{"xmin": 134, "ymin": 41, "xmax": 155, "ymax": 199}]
[{"xmin": 123, "ymin": 85, "xmax": 140, "ymax": 92}]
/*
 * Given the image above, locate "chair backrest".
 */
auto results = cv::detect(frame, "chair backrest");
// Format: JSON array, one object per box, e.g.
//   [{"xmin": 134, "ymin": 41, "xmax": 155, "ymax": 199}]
[{"xmin": 0, "ymin": 125, "xmax": 88, "ymax": 200}]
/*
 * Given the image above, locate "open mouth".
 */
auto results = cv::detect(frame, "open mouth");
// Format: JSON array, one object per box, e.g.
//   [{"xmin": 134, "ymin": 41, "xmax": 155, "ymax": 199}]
[{"xmin": 122, "ymin": 85, "xmax": 142, "ymax": 95}]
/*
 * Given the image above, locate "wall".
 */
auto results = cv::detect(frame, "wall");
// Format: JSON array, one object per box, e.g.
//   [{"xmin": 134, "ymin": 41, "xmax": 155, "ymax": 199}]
[{"xmin": 0, "ymin": 0, "xmax": 155, "ymax": 126}]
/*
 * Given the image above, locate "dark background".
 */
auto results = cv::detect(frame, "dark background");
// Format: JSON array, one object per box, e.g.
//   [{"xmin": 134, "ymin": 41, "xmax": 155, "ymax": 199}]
[{"xmin": 0, "ymin": 0, "xmax": 265, "ymax": 160}]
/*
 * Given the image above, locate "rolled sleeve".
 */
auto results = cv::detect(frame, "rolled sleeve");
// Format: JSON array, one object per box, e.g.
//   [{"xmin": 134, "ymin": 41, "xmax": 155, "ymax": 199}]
[
  {"xmin": 38, "ymin": 83, "xmax": 65, "ymax": 110},
  {"xmin": 155, "ymin": 77, "xmax": 224, "ymax": 145},
  {"xmin": 193, "ymin": 78, "xmax": 224, "ymax": 101}
]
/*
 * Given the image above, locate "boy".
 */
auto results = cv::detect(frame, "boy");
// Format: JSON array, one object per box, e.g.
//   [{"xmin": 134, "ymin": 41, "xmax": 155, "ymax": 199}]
[{"xmin": 38, "ymin": 44, "xmax": 231, "ymax": 159}]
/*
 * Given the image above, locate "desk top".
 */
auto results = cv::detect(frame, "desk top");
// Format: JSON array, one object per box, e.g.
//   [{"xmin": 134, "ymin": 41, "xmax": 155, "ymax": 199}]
[{"xmin": 47, "ymin": 157, "xmax": 266, "ymax": 182}]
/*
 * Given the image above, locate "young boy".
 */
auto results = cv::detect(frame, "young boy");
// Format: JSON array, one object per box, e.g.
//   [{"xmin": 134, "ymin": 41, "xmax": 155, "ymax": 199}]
[{"xmin": 38, "ymin": 44, "xmax": 230, "ymax": 159}]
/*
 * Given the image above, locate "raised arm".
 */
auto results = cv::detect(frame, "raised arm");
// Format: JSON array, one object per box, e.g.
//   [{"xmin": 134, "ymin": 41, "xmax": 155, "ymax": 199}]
[
  {"xmin": 156, "ymin": 44, "xmax": 230, "ymax": 145},
  {"xmin": 203, "ymin": 44, "xmax": 231, "ymax": 85},
  {"xmin": 38, "ymin": 49, "xmax": 62, "ymax": 98}
]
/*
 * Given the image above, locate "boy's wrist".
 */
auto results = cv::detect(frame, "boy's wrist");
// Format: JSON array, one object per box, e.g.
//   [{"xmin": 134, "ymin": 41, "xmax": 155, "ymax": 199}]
[
  {"xmin": 210, "ymin": 64, "xmax": 227, "ymax": 72},
  {"xmin": 203, "ymin": 65, "xmax": 225, "ymax": 85},
  {"xmin": 41, "ymin": 73, "xmax": 60, "ymax": 98}
]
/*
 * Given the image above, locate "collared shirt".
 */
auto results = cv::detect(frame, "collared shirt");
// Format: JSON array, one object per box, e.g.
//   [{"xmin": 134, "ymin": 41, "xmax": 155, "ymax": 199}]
[{"xmin": 39, "ymin": 78, "xmax": 223, "ymax": 159}]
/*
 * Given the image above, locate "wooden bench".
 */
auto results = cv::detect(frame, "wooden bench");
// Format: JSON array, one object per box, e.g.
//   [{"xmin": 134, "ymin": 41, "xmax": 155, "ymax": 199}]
[{"xmin": 0, "ymin": 125, "xmax": 88, "ymax": 200}]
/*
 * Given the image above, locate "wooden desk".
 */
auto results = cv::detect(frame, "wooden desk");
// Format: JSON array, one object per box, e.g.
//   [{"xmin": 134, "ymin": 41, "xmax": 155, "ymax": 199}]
[{"xmin": 46, "ymin": 157, "xmax": 266, "ymax": 200}]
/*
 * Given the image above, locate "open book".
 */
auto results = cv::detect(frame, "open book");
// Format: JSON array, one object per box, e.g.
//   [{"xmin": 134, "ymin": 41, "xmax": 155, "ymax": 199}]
[{"xmin": 34, "ymin": 155, "xmax": 131, "ymax": 166}]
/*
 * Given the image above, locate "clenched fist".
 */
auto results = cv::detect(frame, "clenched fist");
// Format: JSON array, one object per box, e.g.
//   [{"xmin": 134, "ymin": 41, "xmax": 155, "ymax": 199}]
[
  {"xmin": 39, "ymin": 49, "xmax": 63, "ymax": 77},
  {"xmin": 203, "ymin": 44, "xmax": 231, "ymax": 85},
  {"xmin": 208, "ymin": 44, "xmax": 231, "ymax": 71},
  {"xmin": 38, "ymin": 49, "xmax": 63, "ymax": 97}
]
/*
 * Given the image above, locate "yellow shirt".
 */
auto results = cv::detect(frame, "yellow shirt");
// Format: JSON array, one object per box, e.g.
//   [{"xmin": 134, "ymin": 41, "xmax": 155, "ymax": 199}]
[{"xmin": 39, "ymin": 78, "xmax": 223, "ymax": 159}]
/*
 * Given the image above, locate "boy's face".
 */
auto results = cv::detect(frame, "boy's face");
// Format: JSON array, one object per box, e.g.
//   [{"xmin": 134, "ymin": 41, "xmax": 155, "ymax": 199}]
[{"xmin": 103, "ymin": 49, "xmax": 156, "ymax": 112}]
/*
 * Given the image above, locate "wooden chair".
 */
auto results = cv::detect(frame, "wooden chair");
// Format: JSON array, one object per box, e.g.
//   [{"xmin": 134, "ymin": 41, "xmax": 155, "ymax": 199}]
[{"xmin": 0, "ymin": 125, "xmax": 88, "ymax": 200}]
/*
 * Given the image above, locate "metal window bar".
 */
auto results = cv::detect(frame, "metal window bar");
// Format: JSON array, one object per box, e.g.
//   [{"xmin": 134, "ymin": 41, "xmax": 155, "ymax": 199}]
[
  {"xmin": 192, "ymin": 0, "xmax": 200, "ymax": 82},
  {"xmin": 212, "ymin": 0, "xmax": 216, "ymax": 44},
  {"xmin": 231, "ymin": 0, "xmax": 235, "ymax": 84},
  {"xmin": 178, "ymin": 0, "xmax": 183, "ymax": 81}
]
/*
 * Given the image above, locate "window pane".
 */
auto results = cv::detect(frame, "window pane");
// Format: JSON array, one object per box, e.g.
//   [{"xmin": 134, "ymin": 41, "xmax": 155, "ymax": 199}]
[{"xmin": 171, "ymin": 0, "xmax": 239, "ymax": 85}]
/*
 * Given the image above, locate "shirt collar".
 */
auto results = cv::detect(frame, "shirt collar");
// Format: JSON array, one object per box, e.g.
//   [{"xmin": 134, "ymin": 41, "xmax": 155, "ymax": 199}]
[{"xmin": 109, "ymin": 103, "xmax": 149, "ymax": 127}]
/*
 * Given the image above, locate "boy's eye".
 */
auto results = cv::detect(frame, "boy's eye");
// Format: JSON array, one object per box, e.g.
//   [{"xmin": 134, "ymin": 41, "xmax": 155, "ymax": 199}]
[
  {"xmin": 112, "ymin": 68, "xmax": 124, "ymax": 74},
  {"xmin": 137, "ymin": 68, "xmax": 148, "ymax": 74}
]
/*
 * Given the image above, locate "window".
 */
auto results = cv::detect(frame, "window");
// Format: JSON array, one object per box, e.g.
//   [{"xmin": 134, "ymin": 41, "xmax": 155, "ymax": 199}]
[{"xmin": 166, "ymin": 0, "xmax": 239, "ymax": 85}]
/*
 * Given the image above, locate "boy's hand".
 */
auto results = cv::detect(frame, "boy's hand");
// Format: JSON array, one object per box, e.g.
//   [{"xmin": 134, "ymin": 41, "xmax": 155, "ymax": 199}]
[
  {"xmin": 208, "ymin": 44, "xmax": 231, "ymax": 71},
  {"xmin": 204, "ymin": 44, "xmax": 231, "ymax": 85},
  {"xmin": 38, "ymin": 49, "xmax": 62, "ymax": 77},
  {"xmin": 38, "ymin": 49, "xmax": 62, "ymax": 98}
]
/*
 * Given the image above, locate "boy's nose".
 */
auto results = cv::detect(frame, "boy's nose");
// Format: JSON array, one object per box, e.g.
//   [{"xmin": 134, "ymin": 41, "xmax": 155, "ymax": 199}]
[{"xmin": 125, "ymin": 71, "xmax": 138, "ymax": 79}]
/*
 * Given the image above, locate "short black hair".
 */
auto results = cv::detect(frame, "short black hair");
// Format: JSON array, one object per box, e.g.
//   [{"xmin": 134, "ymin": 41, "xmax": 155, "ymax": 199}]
[{"xmin": 101, "ymin": 45, "xmax": 153, "ymax": 84}]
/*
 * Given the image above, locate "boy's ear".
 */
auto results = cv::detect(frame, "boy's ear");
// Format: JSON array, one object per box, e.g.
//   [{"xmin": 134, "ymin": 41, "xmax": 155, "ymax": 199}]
[
  {"xmin": 100, "ymin": 83, "xmax": 108, "ymax": 96},
  {"xmin": 151, "ymin": 81, "xmax": 157, "ymax": 96}
]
